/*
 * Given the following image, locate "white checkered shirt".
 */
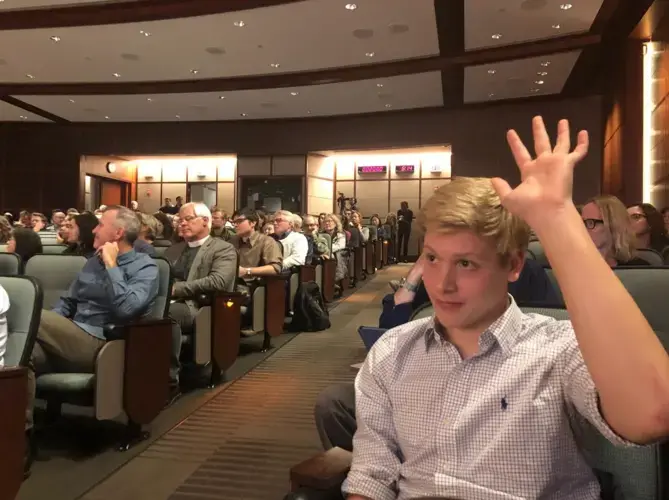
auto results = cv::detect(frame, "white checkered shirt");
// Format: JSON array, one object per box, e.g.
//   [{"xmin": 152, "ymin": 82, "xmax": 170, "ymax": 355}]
[{"xmin": 343, "ymin": 297, "xmax": 639, "ymax": 500}]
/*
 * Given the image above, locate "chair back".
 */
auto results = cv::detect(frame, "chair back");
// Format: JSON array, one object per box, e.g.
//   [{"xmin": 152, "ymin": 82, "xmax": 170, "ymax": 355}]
[
  {"xmin": 636, "ymin": 249, "xmax": 664, "ymax": 266},
  {"xmin": 41, "ymin": 245, "xmax": 67, "ymax": 255},
  {"xmin": 409, "ymin": 303, "xmax": 434, "ymax": 321},
  {"xmin": 528, "ymin": 241, "xmax": 549, "ymax": 267},
  {"xmin": 38, "ymin": 232, "xmax": 59, "ymax": 246},
  {"xmin": 0, "ymin": 244, "xmax": 6, "ymax": 253},
  {"xmin": 151, "ymin": 257, "xmax": 173, "ymax": 319},
  {"xmin": 0, "ymin": 253, "xmax": 20, "ymax": 276},
  {"xmin": 519, "ymin": 305, "xmax": 663, "ymax": 500},
  {"xmin": 0, "ymin": 276, "xmax": 43, "ymax": 367},
  {"xmin": 24, "ymin": 255, "xmax": 87, "ymax": 309},
  {"xmin": 613, "ymin": 267, "xmax": 669, "ymax": 333}
]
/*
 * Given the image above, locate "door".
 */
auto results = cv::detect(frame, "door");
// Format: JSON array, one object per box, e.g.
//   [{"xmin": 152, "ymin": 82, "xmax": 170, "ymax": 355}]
[{"xmin": 100, "ymin": 180, "xmax": 122, "ymax": 207}]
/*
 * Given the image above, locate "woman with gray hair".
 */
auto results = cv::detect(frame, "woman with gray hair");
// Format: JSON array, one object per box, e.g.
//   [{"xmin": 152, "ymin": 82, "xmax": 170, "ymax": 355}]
[{"xmin": 133, "ymin": 212, "xmax": 163, "ymax": 256}]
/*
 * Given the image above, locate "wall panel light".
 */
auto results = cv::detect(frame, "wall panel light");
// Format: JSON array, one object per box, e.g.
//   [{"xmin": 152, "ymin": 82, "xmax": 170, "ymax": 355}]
[{"xmin": 643, "ymin": 42, "xmax": 656, "ymax": 203}]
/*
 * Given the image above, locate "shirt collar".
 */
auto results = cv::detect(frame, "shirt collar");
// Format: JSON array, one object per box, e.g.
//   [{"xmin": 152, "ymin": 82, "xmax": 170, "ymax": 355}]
[
  {"xmin": 187, "ymin": 235, "xmax": 210, "ymax": 248},
  {"xmin": 241, "ymin": 231, "xmax": 260, "ymax": 247},
  {"xmin": 424, "ymin": 294, "xmax": 522, "ymax": 357},
  {"xmin": 116, "ymin": 249, "xmax": 137, "ymax": 265}
]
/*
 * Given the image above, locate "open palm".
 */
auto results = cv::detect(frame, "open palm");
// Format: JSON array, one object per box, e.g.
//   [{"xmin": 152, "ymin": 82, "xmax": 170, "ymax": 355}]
[{"xmin": 492, "ymin": 116, "xmax": 589, "ymax": 223}]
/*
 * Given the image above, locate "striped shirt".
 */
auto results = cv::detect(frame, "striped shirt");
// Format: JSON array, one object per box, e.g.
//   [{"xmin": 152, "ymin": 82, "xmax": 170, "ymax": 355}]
[{"xmin": 343, "ymin": 297, "xmax": 638, "ymax": 500}]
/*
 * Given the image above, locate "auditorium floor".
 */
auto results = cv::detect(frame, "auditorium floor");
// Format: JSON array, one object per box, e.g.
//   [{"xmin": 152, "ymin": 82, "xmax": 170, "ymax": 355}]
[{"xmin": 19, "ymin": 264, "xmax": 408, "ymax": 500}]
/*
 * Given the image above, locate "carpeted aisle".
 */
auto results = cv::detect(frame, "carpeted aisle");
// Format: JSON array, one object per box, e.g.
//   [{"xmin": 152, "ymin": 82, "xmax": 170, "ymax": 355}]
[{"xmin": 20, "ymin": 264, "xmax": 408, "ymax": 500}]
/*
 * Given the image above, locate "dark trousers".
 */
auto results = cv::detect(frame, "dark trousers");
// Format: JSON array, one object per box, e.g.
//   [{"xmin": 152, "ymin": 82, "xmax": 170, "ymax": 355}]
[
  {"xmin": 314, "ymin": 383, "xmax": 356, "ymax": 452},
  {"xmin": 397, "ymin": 225, "xmax": 411, "ymax": 260}
]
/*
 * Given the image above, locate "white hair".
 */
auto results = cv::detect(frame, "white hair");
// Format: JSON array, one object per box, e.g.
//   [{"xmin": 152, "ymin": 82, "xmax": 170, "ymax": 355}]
[
  {"xmin": 291, "ymin": 214, "xmax": 303, "ymax": 231},
  {"xmin": 182, "ymin": 202, "xmax": 213, "ymax": 229}
]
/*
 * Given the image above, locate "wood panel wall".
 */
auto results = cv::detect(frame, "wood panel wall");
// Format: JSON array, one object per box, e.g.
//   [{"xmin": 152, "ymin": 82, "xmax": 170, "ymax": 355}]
[{"xmin": 0, "ymin": 96, "xmax": 604, "ymax": 213}]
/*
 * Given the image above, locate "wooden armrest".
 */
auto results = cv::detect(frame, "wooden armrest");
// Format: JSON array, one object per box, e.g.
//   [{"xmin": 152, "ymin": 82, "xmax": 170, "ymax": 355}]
[
  {"xmin": 0, "ymin": 366, "xmax": 27, "ymax": 500},
  {"xmin": 290, "ymin": 447, "xmax": 352, "ymax": 491},
  {"xmin": 177, "ymin": 290, "xmax": 244, "ymax": 306},
  {"xmin": 104, "ymin": 318, "xmax": 172, "ymax": 341},
  {"xmin": 259, "ymin": 274, "xmax": 290, "ymax": 284},
  {"xmin": 122, "ymin": 319, "xmax": 172, "ymax": 425}
]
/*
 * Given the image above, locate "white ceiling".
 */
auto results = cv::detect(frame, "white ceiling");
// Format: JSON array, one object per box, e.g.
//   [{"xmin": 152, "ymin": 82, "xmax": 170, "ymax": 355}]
[
  {"xmin": 0, "ymin": 0, "xmax": 439, "ymax": 83},
  {"xmin": 0, "ymin": 100, "xmax": 49, "ymax": 121},
  {"xmin": 18, "ymin": 71, "xmax": 444, "ymax": 121},
  {"xmin": 464, "ymin": 50, "xmax": 581, "ymax": 103},
  {"xmin": 465, "ymin": 0, "xmax": 605, "ymax": 50},
  {"xmin": 0, "ymin": 0, "xmax": 115, "ymax": 10}
]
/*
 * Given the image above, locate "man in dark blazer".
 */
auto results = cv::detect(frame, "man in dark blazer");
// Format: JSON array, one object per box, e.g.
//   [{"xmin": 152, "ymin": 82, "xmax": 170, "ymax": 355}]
[{"xmin": 164, "ymin": 202, "xmax": 237, "ymax": 394}]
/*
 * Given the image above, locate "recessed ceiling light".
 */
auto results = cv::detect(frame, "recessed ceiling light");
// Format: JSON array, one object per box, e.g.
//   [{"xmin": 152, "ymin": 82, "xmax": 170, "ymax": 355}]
[
  {"xmin": 385, "ymin": 104, "xmax": 392, "ymax": 108},
  {"xmin": 345, "ymin": 3, "xmax": 357, "ymax": 9},
  {"xmin": 104, "ymin": 116, "xmax": 110, "ymax": 120},
  {"xmin": 537, "ymin": 71, "xmax": 548, "ymax": 76},
  {"xmin": 365, "ymin": 52, "xmax": 375, "ymax": 57},
  {"xmin": 376, "ymin": 83, "xmax": 384, "ymax": 88},
  {"xmin": 488, "ymin": 93, "xmax": 496, "ymax": 98},
  {"xmin": 535, "ymin": 80, "xmax": 545, "ymax": 85},
  {"xmin": 491, "ymin": 33, "xmax": 503, "ymax": 39},
  {"xmin": 25, "ymin": 74, "xmax": 35, "ymax": 79},
  {"xmin": 552, "ymin": 24, "xmax": 561, "ymax": 29},
  {"xmin": 270, "ymin": 63, "xmax": 280, "ymax": 68},
  {"xmin": 560, "ymin": 3, "xmax": 572, "ymax": 10},
  {"xmin": 307, "ymin": 110, "xmax": 312, "ymax": 114},
  {"xmin": 147, "ymin": 98, "xmax": 153, "ymax": 102},
  {"xmin": 140, "ymin": 30, "xmax": 151, "ymax": 37},
  {"xmin": 290, "ymin": 91, "xmax": 299, "ymax": 96},
  {"xmin": 50, "ymin": 36, "xmax": 61, "ymax": 42},
  {"xmin": 19, "ymin": 116, "xmax": 27, "ymax": 120},
  {"xmin": 530, "ymin": 88, "xmax": 541, "ymax": 93},
  {"xmin": 234, "ymin": 21, "xmax": 245, "ymax": 27},
  {"xmin": 190, "ymin": 69, "xmax": 199, "ymax": 75},
  {"xmin": 112, "ymin": 72, "xmax": 121, "ymax": 78},
  {"xmin": 488, "ymin": 69, "xmax": 496, "ymax": 75},
  {"xmin": 68, "ymin": 99, "xmax": 75, "ymax": 103},
  {"xmin": 240, "ymin": 113, "xmax": 248, "ymax": 117},
  {"xmin": 175, "ymin": 114, "xmax": 181, "ymax": 119},
  {"xmin": 541, "ymin": 61, "xmax": 551, "ymax": 67},
  {"xmin": 219, "ymin": 95, "xmax": 226, "ymax": 99}
]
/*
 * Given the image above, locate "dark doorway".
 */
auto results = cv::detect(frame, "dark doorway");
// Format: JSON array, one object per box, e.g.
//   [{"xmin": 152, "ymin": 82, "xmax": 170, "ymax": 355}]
[
  {"xmin": 239, "ymin": 176, "xmax": 303, "ymax": 213},
  {"xmin": 87, "ymin": 176, "xmax": 129, "ymax": 210}
]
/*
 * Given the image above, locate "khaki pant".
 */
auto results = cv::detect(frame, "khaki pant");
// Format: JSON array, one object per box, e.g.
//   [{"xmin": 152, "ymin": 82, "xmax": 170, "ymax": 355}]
[{"xmin": 26, "ymin": 310, "xmax": 105, "ymax": 428}]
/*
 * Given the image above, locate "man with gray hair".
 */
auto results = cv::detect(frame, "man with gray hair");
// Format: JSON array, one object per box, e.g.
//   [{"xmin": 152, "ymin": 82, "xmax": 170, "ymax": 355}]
[
  {"xmin": 273, "ymin": 210, "xmax": 308, "ymax": 271},
  {"xmin": 165, "ymin": 202, "xmax": 237, "ymax": 392},
  {"xmin": 24, "ymin": 205, "xmax": 159, "ymax": 476}
]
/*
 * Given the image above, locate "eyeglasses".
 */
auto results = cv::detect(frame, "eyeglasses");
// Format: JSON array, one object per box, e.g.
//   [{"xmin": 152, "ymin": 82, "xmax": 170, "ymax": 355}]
[
  {"xmin": 232, "ymin": 217, "xmax": 247, "ymax": 225},
  {"xmin": 583, "ymin": 218, "xmax": 604, "ymax": 229}
]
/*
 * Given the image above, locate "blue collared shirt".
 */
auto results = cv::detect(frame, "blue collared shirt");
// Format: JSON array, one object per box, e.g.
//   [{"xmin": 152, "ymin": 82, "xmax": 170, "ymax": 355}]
[{"xmin": 53, "ymin": 250, "xmax": 159, "ymax": 340}]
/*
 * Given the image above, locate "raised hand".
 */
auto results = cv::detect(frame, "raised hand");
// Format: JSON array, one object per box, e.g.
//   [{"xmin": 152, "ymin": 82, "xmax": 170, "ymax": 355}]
[{"xmin": 491, "ymin": 116, "xmax": 589, "ymax": 226}]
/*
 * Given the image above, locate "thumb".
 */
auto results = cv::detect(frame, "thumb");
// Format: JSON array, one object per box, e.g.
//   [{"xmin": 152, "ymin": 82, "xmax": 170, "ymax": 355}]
[{"xmin": 491, "ymin": 177, "xmax": 513, "ymax": 201}]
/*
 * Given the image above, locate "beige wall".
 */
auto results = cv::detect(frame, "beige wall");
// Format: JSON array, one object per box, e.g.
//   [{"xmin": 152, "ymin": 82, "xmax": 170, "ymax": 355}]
[
  {"xmin": 134, "ymin": 156, "xmax": 237, "ymax": 214},
  {"xmin": 306, "ymin": 154, "xmax": 335, "ymax": 215},
  {"xmin": 331, "ymin": 151, "xmax": 452, "ymax": 256}
]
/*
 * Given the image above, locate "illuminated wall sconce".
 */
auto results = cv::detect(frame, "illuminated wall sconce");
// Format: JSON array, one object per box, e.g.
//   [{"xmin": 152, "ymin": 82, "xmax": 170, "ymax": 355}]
[{"xmin": 643, "ymin": 42, "xmax": 656, "ymax": 203}]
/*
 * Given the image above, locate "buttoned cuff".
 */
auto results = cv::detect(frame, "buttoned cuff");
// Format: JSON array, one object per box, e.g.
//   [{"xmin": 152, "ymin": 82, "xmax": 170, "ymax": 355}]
[{"xmin": 342, "ymin": 471, "xmax": 397, "ymax": 500}]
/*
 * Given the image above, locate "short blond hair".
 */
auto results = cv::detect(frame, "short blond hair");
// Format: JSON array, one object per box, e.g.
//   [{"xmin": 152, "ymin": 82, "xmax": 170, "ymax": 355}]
[
  {"xmin": 418, "ymin": 177, "xmax": 530, "ymax": 260},
  {"xmin": 586, "ymin": 195, "xmax": 636, "ymax": 262}
]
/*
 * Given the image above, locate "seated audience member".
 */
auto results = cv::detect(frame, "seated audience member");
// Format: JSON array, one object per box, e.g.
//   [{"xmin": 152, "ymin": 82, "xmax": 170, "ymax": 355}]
[
  {"xmin": 351, "ymin": 211, "xmax": 369, "ymax": 244},
  {"xmin": 134, "ymin": 212, "xmax": 163, "ymax": 256},
  {"xmin": 262, "ymin": 222, "xmax": 275, "ymax": 236},
  {"xmin": 47, "ymin": 210, "xmax": 66, "ymax": 232},
  {"xmin": 210, "ymin": 208, "xmax": 233, "ymax": 241},
  {"xmin": 7, "ymin": 228, "xmax": 42, "ymax": 266},
  {"xmin": 17, "ymin": 210, "xmax": 31, "ymax": 228},
  {"xmin": 303, "ymin": 215, "xmax": 329, "ymax": 264},
  {"xmin": 273, "ymin": 210, "xmax": 308, "ymax": 271},
  {"xmin": 0, "ymin": 215, "xmax": 12, "ymax": 244},
  {"xmin": 0, "ymin": 283, "xmax": 7, "ymax": 366},
  {"xmin": 164, "ymin": 203, "xmax": 237, "ymax": 389},
  {"xmin": 339, "ymin": 118, "xmax": 669, "ymax": 500},
  {"xmin": 31, "ymin": 213, "xmax": 48, "ymax": 232},
  {"xmin": 130, "ymin": 200, "xmax": 139, "ymax": 211},
  {"xmin": 25, "ymin": 206, "xmax": 159, "ymax": 472},
  {"xmin": 62, "ymin": 212, "xmax": 99, "ymax": 258},
  {"xmin": 153, "ymin": 211, "xmax": 174, "ymax": 244},
  {"xmin": 229, "ymin": 208, "xmax": 283, "ymax": 295},
  {"xmin": 582, "ymin": 195, "xmax": 650, "ymax": 266},
  {"xmin": 627, "ymin": 202, "xmax": 669, "ymax": 254}
]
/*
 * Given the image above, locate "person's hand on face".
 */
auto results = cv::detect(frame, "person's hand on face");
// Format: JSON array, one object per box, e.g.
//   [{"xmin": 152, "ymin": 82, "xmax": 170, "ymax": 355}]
[
  {"xmin": 492, "ymin": 116, "xmax": 589, "ymax": 228},
  {"xmin": 100, "ymin": 242, "xmax": 120, "ymax": 268}
]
